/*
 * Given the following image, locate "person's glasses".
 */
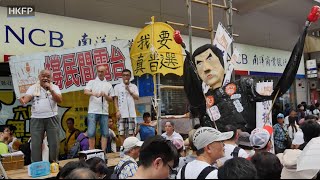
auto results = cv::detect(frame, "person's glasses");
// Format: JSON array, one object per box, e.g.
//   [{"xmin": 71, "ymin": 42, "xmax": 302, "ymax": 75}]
[{"xmin": 122, "ymin": 74, "xmax": 130, "ymax": 77}]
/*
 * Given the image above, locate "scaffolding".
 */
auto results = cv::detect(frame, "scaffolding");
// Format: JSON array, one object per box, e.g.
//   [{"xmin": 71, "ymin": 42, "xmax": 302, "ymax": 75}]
[
  {"xmin": 166, "ymin": 0, "xmax": 238, "ymax": 53},
  {"xmin": 156, "ymin": 0, "xmax": 239, "ymax": 133}
]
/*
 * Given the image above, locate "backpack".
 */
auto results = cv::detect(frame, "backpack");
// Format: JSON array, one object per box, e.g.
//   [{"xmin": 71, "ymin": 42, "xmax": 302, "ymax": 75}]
[
  {"xmin": 67, "ymin": 135, "xmax": 88, "ymax": 159},
  {"xmin": 110, "ymin": 160, "xmax": 134, "ymax": 179},
  {"xmin": 231, "ymin": 146, "xmax": 240, "ymax": 157},
  {"xmin": 180, "ymin": 163, "xmax": 216, "ymax": 179}
]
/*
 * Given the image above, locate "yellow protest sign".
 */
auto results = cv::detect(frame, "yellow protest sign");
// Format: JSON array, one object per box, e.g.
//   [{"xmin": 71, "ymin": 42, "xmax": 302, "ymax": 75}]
[{"xmin": 130, "ymin": 17, "xmax": 183, "ymax": 76}]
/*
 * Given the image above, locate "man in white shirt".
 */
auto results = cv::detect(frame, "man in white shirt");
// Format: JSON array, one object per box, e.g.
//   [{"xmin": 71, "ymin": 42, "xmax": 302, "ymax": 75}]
[
  {"xmin": 19, "ymin": 69, "xmax": 62, "ymax": 162},
  {"xmin": 217, "ymin": 125, "xmax": 248, "ymax": 165},
  {"xmin": 84, "ymin": 65, "xmax": 114, "ymax": 154},
  {"xmin": 176, "ymin": 127, "xmax": 233, "ymax": 179},
  {"xmin": 114, "ymin": 69, "xmax": 139, "ymax": 145}
]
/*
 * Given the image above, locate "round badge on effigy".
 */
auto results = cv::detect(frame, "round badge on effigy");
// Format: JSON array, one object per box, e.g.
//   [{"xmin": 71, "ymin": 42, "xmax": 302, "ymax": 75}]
[
  {"xmin": 225, "ymin": 83, "xmax": 237, "ymax": 96},
  {"xmin": 206, "ymin": 95, "xmax": 215, "ymax": 107}
]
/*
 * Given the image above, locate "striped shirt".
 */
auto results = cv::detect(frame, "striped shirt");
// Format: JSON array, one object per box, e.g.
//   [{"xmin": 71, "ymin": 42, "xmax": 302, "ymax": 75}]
[{"xmin": 114, "ymin": 155, "xmax": 138, "ymax": 179}]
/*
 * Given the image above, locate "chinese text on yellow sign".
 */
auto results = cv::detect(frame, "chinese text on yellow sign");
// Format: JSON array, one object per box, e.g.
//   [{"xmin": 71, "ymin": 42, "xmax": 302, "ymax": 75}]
[{"xmin": 130, "ymin": 21, "xmax": 183, "ymax": 76}]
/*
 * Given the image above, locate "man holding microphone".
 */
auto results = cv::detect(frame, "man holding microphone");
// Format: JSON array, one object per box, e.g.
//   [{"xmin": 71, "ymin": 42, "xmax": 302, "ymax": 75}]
[
  {"xmin": 19, "ymin": 69, "xmax": 62, "ymax": 163},
  {"xmin": 114, "ymin": 69, "xmax": 139, "ymax": 145},
  {"xmin": 84, "ymin": 65, "xmax": 114, "ymax": 154}
]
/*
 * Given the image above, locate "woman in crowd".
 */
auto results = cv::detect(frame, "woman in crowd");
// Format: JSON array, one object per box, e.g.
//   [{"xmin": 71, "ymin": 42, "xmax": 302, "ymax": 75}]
[{"xmin": 287, "ymin": 116, "xmax": 299, "ymax": 142}]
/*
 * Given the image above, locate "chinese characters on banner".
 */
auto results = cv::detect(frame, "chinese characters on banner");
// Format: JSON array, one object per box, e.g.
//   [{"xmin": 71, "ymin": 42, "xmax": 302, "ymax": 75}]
[
  {"xmin": 256, "ymin": 81, "xmax": 273, "ymax": 127},
  {"xmin": 130, "ymin": 22, "xmax": 183, "ymax": 76},
  {"xmin": 9, "ymin": 40, "xmax": 132, "ymax": 98},
  {"xmin": 256, "ymin": 81, "xmax": 274, "ymax": 153}
]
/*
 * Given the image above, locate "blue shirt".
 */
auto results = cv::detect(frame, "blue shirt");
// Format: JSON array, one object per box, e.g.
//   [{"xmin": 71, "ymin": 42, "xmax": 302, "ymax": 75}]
[
  {"xmin": 139, "ymin": 124, "xmax": 156, "ymax": 141},
  {"xmin": 273, "ymin": 123, "xmax": 286, "ymax": 149}
]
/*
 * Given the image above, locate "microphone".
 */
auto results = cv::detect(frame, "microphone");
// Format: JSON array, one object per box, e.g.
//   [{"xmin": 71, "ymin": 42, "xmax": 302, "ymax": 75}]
[
  {"xmin": 101, "ymin": 91, "xmax": 104, "ymax": 113},
  {"xmin": 43, "ymin": 80, "xmax": 50, "ymax": 92},
  {"xmin": 124, "ymin": 79, "xmax": 129, "ymax": 84}
]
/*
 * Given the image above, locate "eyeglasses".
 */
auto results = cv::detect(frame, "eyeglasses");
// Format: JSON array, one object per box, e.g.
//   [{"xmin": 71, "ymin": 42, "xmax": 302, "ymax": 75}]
[{"xmin": 122, "ymin": 74, "xmax": 131, "ymax": 77}]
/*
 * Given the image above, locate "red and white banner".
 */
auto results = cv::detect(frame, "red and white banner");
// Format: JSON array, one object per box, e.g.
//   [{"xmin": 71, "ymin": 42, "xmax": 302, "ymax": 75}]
[{"xmin": 9, "ymin": 40, "xmax": 132, "ymax": 98}]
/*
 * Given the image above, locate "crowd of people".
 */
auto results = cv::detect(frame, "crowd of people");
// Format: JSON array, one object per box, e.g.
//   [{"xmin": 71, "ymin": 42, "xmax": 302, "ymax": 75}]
[
  {"xmin": 53, "ymin": 101, "xmax": 320, "ymax": 179},
  {"xmin": 0, "ymin": 66, "xmax": 318, "ymax": 179}
]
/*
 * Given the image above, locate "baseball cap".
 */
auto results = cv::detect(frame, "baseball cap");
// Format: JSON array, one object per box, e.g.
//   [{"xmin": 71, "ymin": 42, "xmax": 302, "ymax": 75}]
[
  {"xmin": 236, "ymin": 132, "xmax": 251, "ymax": 147},
  {"xmin": 277, "ymin": 113, "xmax": 284, "ymax": 118},
  {"xmin": 172, "ymin": 138, "xmax": 184, "ymax": 150},
  {"xmin": 193, "ymin": 127, "xmax": 233, "ymax": 150},
  {"xmin": 123, "ymin": 137, "xmax": 143, "ymax": 152},
  {"xmin": 249, "ymin": 128, "xmax": 271, "ymax": 149},
  {"xmin": 277, "ymin": 149, "xmax": 319, "ymax": 179}
]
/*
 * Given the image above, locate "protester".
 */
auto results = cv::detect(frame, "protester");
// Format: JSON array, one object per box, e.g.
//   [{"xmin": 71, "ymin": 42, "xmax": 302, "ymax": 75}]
[
  {"xmin": 64, "ymin": 118, "xmax": 80, "ymax": 159},
  {"xmin": 251, "ymin": 152, "xmax": 282, "ymax": 179},
  {"xmin": 86, "ymin": 157, "xmax": 112, "ymax": 179},
  {"xmin": 0, "ymin": 125, "xmax": 11, "ymax": 155},
  {"xmin": 56, "ymin": 160, "xmax": 89, "ymax": 179},
  {"xmin": 236, "ymin": 131, "xmax": 255, "ymax": 158},
  {"xmin": 19, "ymin": 69, "xmax": 62, "ymax": 162},
  {"xmin": 273, "ymin": 113, "xmax": 287, "ymax": 154},
  {"xmin": 114, "ymin": 69, "xmax": 139, "ymax": 145},
  {"xmin": 178, "ymin": 129, "xmax": 198, "ymax": 171},
  {"xmin": 172, "ymin": 138, "xmax": 185, "ymax": 157},
  {"xmin": 131, "ymin": 135, "xmax": 179, "ymax": 179},
  {"xmin": 84, "ymin": 65, "xmax": 114, "ymax": 157},
  {"xmin": 176, "ymin": 127, "xmax": 233, "ymax": 179},
  {"xmin": 287, "ymin": 116, "xmax": 299, "ymax": 141},
  {"xmin": 106, "ymin": 117, "xmax": 118, "ymax": 153},
  {"xmin": 7, "ymin": 125, "xmax": 21, "ymax": 152},
  {"xmin": 161, "ymin": 121, "xmax": 183, "ymax": 141},
  {"xmin": 136, "ymin": 112, "xmax": 156, "ymax": 141},
  {"xmin": 169, "ymin": 138, "xmax": 185, "ymax": 179},
  {"xmin": 297, "ymin": 104, "xmax": 305, "ymax": 124},
  {"xmin": 218, "ymin": 125, "xmax": 248, "ymax": 165},
  {"xmin": 249, "ymin": 127, "xmax": 272, "ymax": 158},
  {"xmin": 298, "ymin": 119, "xmax": 320, "ymax": 150},
  {"xmin": 291, "ymin": 127, "xmax": 304, "ymax": 149},
  {"xmin": 284, "ymin": 109, "xmax": 297, "ymax": 126},
  {"xmin": 65, "ymin": 168, "xmax": 97, "ymax": 179},
  {"xmin": 76, "ymin": 117, "xmax": 89, "ymax": 151},
  {"xmin": 114, "ymin": 137, "xmax": 143, "ymax": 179},
  {"xmin": 277, "ymin": 149, "xmax": 319, "ymax": 179},
  {"xmin": 310, "ymin": 104, "xmax": 320, "ymax": 116},
  {"xmin": 284, "ymin": 103, "xmax": 291, "ymax": 117},
  {"xmin": 218, "ymin": 157, "xmax": 257, "ymax": 179}
]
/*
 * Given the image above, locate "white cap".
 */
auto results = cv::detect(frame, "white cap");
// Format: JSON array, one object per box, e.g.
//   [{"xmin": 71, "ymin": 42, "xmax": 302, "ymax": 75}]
[
  {"xmin": 249, "ymin": 128, "xmax": 270, "ymax": 150},
  {"xmin": 193, "ymin": 127, "xmax": 233, "ymax": 150},
  {"xmin": 123, "ymin": 137, "xmax": 143, "ymax": 152},
  {"xmin": 278, "ymin": 149, "xmax": 319, "ymax": 179}
]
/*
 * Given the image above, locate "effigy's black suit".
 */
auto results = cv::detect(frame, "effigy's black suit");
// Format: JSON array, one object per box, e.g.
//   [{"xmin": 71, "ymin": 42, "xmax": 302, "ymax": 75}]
[
  {"xmin": 201, "ymin": 78, "xmax": 273, "ymax": 132},
  {"xmin": 183, "ymin": 15, "xmax": 311, "ymax": 132}
]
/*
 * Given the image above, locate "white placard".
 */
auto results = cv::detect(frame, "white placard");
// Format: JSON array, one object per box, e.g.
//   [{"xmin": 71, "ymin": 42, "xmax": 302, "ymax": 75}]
[{"xmin": 213, "ymin": 22, "xmax": 234, "ymax": 69}]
